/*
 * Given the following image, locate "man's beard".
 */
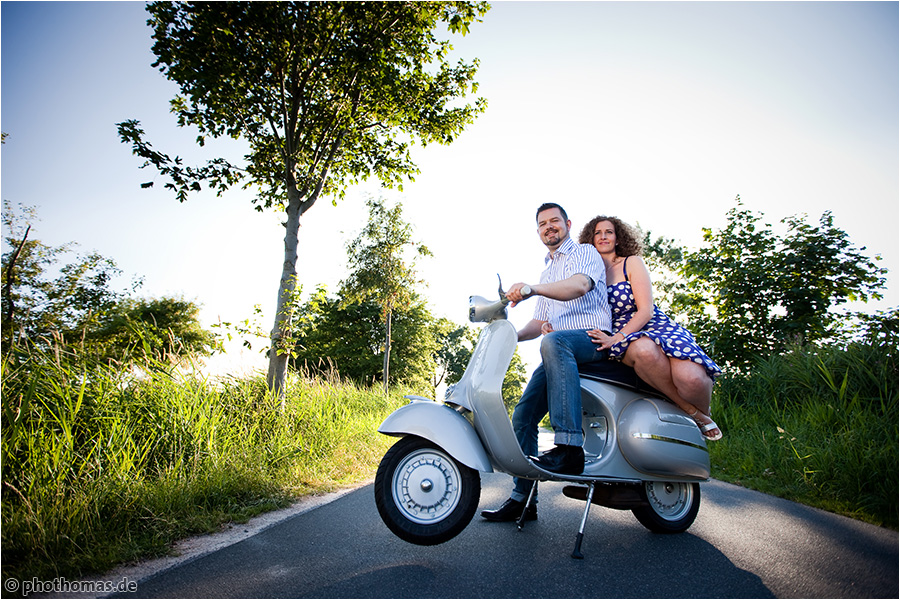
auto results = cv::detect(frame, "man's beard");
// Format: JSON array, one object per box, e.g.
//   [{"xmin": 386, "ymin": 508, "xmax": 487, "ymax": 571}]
[{"xmin": 543, "ymin": 228, "xmax": 565, "ymax": 249}]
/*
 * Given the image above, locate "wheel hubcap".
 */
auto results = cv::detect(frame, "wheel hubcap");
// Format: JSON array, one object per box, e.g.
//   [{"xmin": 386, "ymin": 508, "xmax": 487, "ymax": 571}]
[
  {"xmin": 645, "ymin": 481, "xmax": 693, "ymax": 520},
  {"xmin": 392, "ymin": 448, "xmax": 462, "ymax": 525}
]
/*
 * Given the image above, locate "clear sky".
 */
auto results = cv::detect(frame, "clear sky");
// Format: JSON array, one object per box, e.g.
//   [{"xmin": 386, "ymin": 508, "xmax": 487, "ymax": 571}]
[{"xmin": 2, "ymin": 1, "xmax": 898, "ymax": 376}]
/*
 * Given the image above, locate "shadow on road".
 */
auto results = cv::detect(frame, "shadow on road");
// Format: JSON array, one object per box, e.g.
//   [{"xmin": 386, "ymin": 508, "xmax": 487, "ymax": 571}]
[
  {"xmin": 125, "ymin": 476, "xmax": 776, "ymax": 599},
  {"xmin": 308, "ymin": 523, "xmax": 774, "ymax": 599}
]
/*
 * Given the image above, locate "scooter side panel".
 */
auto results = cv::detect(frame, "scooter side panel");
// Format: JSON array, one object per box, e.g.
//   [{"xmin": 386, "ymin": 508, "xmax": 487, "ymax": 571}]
[
  {"xmin": 580, "ymin": 381, "xmax": 654, "ymax": 480},
  {"xmin": 618, "ymin": 398, "xmax": 711, "ymax": 479},
  {"xmin": 580, "ymin": 380, "xmax": 710, "ymax": 482},
  {"xmin": 378, "ymin": 400, "xmax": 494, "ymax": 473}
]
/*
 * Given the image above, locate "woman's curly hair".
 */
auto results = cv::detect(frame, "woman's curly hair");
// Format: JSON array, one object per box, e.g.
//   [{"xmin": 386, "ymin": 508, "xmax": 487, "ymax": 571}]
[{"xmin": 578, "ymin": 215, "xmax": 644, "ymax": 257}]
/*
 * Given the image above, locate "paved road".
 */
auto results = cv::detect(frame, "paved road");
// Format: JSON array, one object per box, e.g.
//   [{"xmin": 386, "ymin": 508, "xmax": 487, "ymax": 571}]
[{"xmin": 110, "ymin": 473, "xmax": 897, "ymax": 599}]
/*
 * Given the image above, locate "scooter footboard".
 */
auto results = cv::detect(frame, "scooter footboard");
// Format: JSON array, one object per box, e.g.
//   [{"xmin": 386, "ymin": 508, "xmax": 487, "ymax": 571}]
[{"xmin": 378, "ymin": 400, "xmax": 494, "ymax": 473}]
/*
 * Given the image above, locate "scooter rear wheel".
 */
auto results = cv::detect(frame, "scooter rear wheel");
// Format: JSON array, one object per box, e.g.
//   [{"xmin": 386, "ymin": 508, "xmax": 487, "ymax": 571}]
[
  {"xmin": 632, "ymin": 481, "xmax": 700, "ymax": 533},
  {"xmin": 374, "ymin": 435, "xmax": 481, "ymax": 546}
]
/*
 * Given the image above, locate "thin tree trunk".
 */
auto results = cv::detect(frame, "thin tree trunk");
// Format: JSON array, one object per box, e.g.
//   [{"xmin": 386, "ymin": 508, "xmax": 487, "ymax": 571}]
[
  {"xmin": 266, "ymin": 133, "xmax": 343, "ymax": 403},
  {"xmin": 382, "ymin": 310, "xmax": 391, "ymax": 395},
  {"xmin": 267, "ymin": 189, "xmax": 303, "ymax": 405},
  {"xmin": 2, "ymin": 224, "xmax": 30, "ymax": 347}
]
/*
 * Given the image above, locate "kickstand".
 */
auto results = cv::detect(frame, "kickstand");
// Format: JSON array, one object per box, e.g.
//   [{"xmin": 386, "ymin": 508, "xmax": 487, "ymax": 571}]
[
  {"xmin": 517, "ymin": 480, "xmax": 538, "ymax": 531},
  {"xmin": 571, "ymin": 482, "xmax": 595, "ymax": 559}
]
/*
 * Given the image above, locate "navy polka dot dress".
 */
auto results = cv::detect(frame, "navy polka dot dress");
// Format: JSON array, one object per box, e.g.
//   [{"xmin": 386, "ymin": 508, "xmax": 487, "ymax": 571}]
[{"xmin": 608, "ymin": 258, "xmax": 722, "ymax": 380}]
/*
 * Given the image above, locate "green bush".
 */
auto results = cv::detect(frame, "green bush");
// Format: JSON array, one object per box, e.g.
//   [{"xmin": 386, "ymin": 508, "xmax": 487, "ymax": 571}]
[{"xmin": 709, "ymin": 339, "xmax": 898, "ymax": 528}]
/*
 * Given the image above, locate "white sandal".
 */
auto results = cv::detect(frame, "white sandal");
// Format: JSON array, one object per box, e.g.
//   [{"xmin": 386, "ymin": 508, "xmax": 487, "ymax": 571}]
[{"xmin": 688, "ymin": 409, "xmax": 723, "ymax": 441}]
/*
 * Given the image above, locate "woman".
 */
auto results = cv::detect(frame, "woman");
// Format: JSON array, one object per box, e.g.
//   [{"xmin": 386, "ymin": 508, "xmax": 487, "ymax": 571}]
[{"xmin": 579, "ymin": 215, "xmax": 723, "ymax": 441}]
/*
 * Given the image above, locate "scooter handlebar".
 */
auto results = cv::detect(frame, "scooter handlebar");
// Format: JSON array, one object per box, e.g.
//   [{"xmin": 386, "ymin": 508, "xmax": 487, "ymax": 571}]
[
  {"xmin": 469, "ymin": 282, "xmax": 533, "ymax": 323},
  {"xmin": 500, "ymin": 285, "xmax": 531, "ymax": 306},
  {"xmin": 500, "ymin": 284, "xmax": 532, "ymax": 306}
]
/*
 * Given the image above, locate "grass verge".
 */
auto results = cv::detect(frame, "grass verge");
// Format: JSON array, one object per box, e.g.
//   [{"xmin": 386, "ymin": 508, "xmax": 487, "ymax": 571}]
[
  {"xmin": 1, "ymin": 347, "xmax": 405, "ymax": 587},
  {"xmin": 708, "ymin": 341, "xmax": 898, "ymax": 529},
  {"xmin": 2, "ymin": 337, "xmax": 896, "ymax": 591}
]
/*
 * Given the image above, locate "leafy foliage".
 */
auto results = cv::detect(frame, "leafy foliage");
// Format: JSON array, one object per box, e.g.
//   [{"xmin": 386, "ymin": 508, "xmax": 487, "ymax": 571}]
[
  {"xmin": 669, "ymin": 197, "xmax": 887, "ymax": 369},
  {"xmin": 1, "ymin": 202, "xmax": 215, "ymax": 363},
  {"xmin": 840, "ymin": 307, "xmax": 900, "ymax": 348},
  {"xmin": 2, "ymin": 203, "xmax": 124, "ymax": 349},
  {"xmin": 639, "ymin": 227, "xmax": 683, "ymax": 313},
  {"xmin": 86, "ymin": 296, "xmax": 217, "ymax": 364},
  {"xmin": 709, "ymin": 335, "xmax": 898, "ymax": 528},
  {"xmin": 289, "ymin": 286, "xmax": 440, "ymax": 393},
  {"xmin": 341, "ymin": 198, "xmax": 432, "ymax": 313},
  {"xmin": 117, "ymin": 1, "xmax": 489, "ymax": 393},
  {"xmin": 123, "ymin": 1, "xmax": 488, "ymax": 208},
  {"xmin": 340, "ymin": 197, "xmax": 432, "ymax": 388}
]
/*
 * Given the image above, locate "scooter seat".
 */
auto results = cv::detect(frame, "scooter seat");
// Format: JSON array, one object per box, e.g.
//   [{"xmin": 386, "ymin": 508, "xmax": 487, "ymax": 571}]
[{"xmin": 579, "ymin": 360, "xmax": 667, "ymax": 399}]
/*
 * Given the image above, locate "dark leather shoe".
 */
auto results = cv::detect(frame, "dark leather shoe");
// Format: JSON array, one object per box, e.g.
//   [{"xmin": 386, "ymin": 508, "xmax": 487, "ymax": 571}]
[
  {"xmin": 480, "ymin": 498, "xmax": 537, "ymax": 522},
  {"xmin": 533, "ymin": 444, "xmax": 584, "ymax": 475}
]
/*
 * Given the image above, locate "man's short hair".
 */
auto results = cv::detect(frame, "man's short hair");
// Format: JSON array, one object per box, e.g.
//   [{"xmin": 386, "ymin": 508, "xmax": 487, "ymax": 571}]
[{"xmin": 536, "ymin": 202, "xmax": 568, "ymax": 222}]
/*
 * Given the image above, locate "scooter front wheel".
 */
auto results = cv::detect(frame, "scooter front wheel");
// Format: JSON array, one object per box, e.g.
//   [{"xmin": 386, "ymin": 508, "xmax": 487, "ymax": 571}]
[
  {"xmin": 632, "ymin": 481, "xmax": 700, "ymax": 533},
  {"xmin": 374, "ymin": 435, "xmax": 481, "ymax": 546}
]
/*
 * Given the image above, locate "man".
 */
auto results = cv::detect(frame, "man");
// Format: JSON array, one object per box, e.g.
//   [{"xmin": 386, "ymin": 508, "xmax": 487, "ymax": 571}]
[{"xmin": 481, "ymin": 202, "xmax": 612, "ymax": 522}]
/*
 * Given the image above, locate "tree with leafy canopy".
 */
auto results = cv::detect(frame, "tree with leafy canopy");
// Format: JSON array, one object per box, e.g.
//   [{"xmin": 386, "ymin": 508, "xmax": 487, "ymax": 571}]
[
  {"xmin": 290, "ymin": 285, "xmax": 382, "ymax": 382},
  {"xmin": 88, "ymin": 296, "xmax": 217, "ymax": 364},
  {"xmin": 2, "ymin": 201, "xmax": 129, "ymax": 350},
  {"xmin": 340, "ymin": 197, "xmax": 432, "ymax": 392},
  {"xmin": 669, "ymin": 197, "xmax": 887, "ymax": 369},
  {"xmin": 289, "ymin": 285, "xmax": 440, "ymax": 393},
  {"xmin": 288, "ymin": 289, "xmax": 527, "ymax": 401},
  {"xmin": 638, "ymin": 228, "xmax": 683, "ymax": 314},
  {"xmin": 117, "ymin": 1, "xmax": 488, "ymax": 399}
]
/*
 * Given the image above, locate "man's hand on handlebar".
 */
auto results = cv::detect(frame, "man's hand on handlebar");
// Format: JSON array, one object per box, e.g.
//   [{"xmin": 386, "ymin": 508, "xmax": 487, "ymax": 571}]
[{"xmin": 505, "ymin": 283, "xmax": 533, "ymax": 307}]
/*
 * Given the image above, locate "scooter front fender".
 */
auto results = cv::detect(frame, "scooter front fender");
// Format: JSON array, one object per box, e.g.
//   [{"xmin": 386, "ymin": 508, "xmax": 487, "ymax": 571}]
[{"xmin": 378, "ymin": 400, "xmax": 494, "ymax": 473}]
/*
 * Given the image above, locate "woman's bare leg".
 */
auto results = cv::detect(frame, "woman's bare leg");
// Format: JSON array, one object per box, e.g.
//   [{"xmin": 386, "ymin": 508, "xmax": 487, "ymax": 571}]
[
  {"xmin": 670, "ymin": 358, "xmax": 720, "ymax": 438},
  {"xmin": 670, "ymin": 359, "xmax": 713, "ymax": 415},
  {"xmin": 622, "ymin": 337, "xmax": 721, "ymax": 439},
  {"xmin": 621, "ymin": 338, "xmax": 690, "ymax": 408}
]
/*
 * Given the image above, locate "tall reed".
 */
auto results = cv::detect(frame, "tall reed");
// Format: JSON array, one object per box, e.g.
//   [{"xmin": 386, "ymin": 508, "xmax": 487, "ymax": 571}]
[
  {"xmin": 709, "ymin": 340, "xmax": 898, "ymax": 528},
  {"xmin": 1, "ymin": 344, "xmax": 405, "ymax": 584}
]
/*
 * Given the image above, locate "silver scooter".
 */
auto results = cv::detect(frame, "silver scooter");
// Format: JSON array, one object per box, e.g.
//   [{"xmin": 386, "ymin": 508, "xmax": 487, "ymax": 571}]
[{"xmin": 373, "ymin": 282, "xmax": 710, "ymax": 558}]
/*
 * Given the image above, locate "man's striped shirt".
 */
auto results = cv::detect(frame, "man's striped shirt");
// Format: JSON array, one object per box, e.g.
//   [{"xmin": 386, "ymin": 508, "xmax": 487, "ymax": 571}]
[{"xmin": 533, "ymin": 236, "xmax": 612, "ymax": 332}]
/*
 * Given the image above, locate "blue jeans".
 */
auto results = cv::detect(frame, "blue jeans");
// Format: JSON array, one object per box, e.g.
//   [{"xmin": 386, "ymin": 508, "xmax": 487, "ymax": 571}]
[{"xmin": 509, "ymin": 330, "xmax": 607, "ymax": 502}]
